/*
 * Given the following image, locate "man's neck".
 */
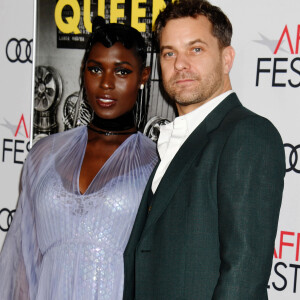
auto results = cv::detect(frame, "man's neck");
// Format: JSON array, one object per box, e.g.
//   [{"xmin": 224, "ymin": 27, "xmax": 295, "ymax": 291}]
[
  {"xmin": 177, "ymin": 91, "xmax": 232, "ymax": 116},
  {"xmin": 177, "ymin": 80, "xmax": 232, "ymax": 116}
]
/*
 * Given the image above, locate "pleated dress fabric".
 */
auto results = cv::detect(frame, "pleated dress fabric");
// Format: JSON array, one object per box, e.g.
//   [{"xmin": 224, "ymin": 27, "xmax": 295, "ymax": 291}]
[{"xmin": 0, "ymin": 126, "xmax": 158, "ymax": 300}]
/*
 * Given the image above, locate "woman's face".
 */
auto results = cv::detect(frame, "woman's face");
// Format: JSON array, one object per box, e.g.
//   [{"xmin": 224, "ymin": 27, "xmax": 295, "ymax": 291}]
[{"xmin": 84, "ymin": 42, "xmax": 150, "ymax": 119}]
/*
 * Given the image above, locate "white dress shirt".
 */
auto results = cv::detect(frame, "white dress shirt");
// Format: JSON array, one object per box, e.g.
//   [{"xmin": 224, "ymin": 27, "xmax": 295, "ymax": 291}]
[{"xmin": 151, "ymin": 90, "xmax": 233, "ymax": 193}]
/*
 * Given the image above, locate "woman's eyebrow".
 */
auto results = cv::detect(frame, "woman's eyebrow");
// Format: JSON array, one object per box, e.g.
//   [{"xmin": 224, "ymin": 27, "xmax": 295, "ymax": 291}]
[{"xmin": 115, "ymin": 61, "xmax": 133, "ymax": 67}]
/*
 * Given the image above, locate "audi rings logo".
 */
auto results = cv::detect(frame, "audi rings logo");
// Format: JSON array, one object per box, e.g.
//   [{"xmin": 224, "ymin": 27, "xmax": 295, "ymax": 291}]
[
  {"xmin": 0, "ymin": 208, "xmax": 15, "ymax": 232},
  {"xmin": 6, "ymin": 38, "xmax": 33, "ymax": 63},
  {"xmin": 284, "ymin": 143, "xmax": 300, "ymax": 174}
]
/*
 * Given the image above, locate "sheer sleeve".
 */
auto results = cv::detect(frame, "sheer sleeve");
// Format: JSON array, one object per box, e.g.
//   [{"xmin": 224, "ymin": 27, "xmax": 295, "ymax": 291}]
[{"xmin": 0, "ymin": 147, "xmax": 43, "ymax": 300}]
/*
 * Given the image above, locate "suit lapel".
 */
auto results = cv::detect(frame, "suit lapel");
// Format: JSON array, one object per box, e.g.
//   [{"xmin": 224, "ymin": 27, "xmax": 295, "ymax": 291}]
[
  {"xmin": 124, "ymin": 164, "xmax": 158, "ymax": 254},
  {"xmin": 140, "ymin": 121, "xmax": 208, "ymax": 239},
  {"xmin": 139, "ymin": 93, "xmax": 242, "ymax": 242}
]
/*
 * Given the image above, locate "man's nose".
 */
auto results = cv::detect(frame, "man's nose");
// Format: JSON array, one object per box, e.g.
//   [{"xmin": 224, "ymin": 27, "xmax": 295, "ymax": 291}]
[{"xmin": 174, "ymin": 53, "xmax": 190, "ymax": 71}]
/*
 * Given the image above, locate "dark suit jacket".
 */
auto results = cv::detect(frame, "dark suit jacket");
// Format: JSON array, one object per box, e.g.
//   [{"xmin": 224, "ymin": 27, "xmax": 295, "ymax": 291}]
[{"xmin": 123, "ymin": 93, "xmax": 285, "ymax": 300}]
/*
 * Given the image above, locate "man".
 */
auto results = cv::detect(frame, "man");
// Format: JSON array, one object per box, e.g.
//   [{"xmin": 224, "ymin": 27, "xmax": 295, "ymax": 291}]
[{"xmin": 123, "ymin": 1, "xmax": 285, "ymax": 299}]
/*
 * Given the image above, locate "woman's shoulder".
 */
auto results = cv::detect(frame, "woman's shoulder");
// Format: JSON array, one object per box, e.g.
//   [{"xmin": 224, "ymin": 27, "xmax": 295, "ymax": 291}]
[
  {"xmin": 136, "ymin": 132, "xmax": 156, "ymax": 149},
  {"xmin": 32, "ymin": 126, "xmax": 85, "ymax": 149},
  {"xmin": 28, "ymin": 126, "xmax": 87, "ymax": 164},
  {"xmin": 135, "ymin": 132, "xmax": 158, "ymax": 163}
]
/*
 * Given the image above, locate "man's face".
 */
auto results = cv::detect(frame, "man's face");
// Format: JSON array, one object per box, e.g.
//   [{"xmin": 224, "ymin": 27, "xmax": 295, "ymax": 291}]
[{"xmin": 159, "ymin": 16, "xmax": 230, "ymax": 115}]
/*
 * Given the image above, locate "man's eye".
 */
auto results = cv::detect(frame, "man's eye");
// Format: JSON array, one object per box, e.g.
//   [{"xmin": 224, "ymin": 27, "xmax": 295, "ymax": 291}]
[
  {"xmin": 193, "ymin": 47, "xmax": 201, "ymax": 53},
  {"xmin": 87, "ymin": 66, "xmax": 102, "ymax": 74},
  {"xmin": 115, "ymin": 69, "xmax": 132, "ymax": 76},
  {"xmin": 165, "ymin": 52, "xmax": 174, "ymax": 57}
]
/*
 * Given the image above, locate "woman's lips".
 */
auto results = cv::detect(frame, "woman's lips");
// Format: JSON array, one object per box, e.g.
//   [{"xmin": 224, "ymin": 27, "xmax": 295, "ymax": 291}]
[{"xmin": 96, "ymin": 97, "xmax": 116, "ymax": 108}]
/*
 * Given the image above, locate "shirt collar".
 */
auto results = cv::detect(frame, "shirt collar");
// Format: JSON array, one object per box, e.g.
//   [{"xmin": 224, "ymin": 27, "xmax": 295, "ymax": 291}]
[
  {"xmin": 160, "ymin": 90, "xmax": 233, "ymax": 135},
  {"xmin": 183, "ymin": 90, "xmax": 233, "ymax": 135},
  {"xmin": 157, "ymin": 90, "xmax": 233, "ymax": 158}
]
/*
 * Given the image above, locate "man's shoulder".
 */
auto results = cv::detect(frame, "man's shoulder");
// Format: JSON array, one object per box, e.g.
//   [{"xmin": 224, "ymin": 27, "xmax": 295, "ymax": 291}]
[
  {"xmin": 219, "ymin": 103, "xmax": 284, "ymax": 155},
  {"xmin": 228, "ymin": 104, "xmax": 279, "ymax": 133},
  {"xmin": 207, "ymin": 95, "xmax": 283, "ymax": 149},
  {"xmin": 217, "ymin": 94, "xmax": 277, "ymax": 133}
]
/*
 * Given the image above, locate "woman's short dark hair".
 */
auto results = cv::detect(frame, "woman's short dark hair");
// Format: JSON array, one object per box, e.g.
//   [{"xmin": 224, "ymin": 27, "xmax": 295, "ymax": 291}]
[
  {"xmin": 154, "ymin": 0, "xmax": 232, "ymax": 49},
  {"xmin": 80, "ymin": 17, "xmax": 147, "ymax": 90}
]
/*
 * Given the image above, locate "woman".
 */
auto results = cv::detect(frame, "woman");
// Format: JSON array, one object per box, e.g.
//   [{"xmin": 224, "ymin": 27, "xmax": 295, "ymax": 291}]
[{"xmin": 0, "ymin": 17, "xmax": 157, "ymax": 299}]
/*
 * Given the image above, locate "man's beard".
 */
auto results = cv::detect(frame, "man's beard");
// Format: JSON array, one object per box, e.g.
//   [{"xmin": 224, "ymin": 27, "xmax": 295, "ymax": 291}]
[{"xmin": 163, "ymin": 63, "xmax": 223, "ymax": 107}]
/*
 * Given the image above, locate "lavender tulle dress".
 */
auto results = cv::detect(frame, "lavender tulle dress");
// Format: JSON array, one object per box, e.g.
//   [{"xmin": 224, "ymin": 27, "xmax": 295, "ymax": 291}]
[{"xmin": 0, "ymin": 126, "xmax": 158, "ymax": 300}]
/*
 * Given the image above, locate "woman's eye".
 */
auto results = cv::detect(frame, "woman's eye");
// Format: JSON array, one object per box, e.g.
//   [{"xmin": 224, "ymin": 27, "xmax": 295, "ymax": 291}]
[
  {"xmin": 87, "ymin": 66, "xmax": 102, "ymax": 74},
  {"xmin": 115, "ymin": 69, "xmax": 132, "ymax": 76}
]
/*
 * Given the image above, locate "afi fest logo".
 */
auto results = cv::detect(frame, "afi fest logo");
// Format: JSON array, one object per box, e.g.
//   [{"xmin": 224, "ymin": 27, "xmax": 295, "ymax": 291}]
[
  {"xmin": 268, "ymin": 230, "xmax": 300, "ymax": 294},
  {"xmin": 256, "ymin": 25, "xmax": 300, "ymax": 87},
  {"xmin": 1, "ymin": 114, "xmax": 30, "ymax": 165},
  {"xmin": 54, "ymin": 0, "xmax": 168, "ymax": 34}
]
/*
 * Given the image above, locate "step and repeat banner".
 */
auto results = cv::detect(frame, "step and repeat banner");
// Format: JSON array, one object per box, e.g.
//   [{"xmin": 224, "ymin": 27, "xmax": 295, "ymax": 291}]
[
  {"xmin": 33, "ymin": 0, "xmax": 175, "ymax": 144},
  {"xmin": 213, "ymin": 1, "xmax": 300, "ymax": 298},
  {"xmin": 0, "ymin": 0, "xmax": 34, "ymax": 245},
  {"xmin": 0, "ymin": 0, "xmax": 299, "ymax": 299}
]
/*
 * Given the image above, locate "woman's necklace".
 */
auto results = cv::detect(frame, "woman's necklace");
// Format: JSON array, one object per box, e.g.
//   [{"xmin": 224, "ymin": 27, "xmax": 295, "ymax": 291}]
[
  {"xmin": 88, "ymin": 109, "xmax": 137, "ymax": 136},
  {"xmin": 87, "ymin": 125, "xmax": 137, "ymax": 136}
]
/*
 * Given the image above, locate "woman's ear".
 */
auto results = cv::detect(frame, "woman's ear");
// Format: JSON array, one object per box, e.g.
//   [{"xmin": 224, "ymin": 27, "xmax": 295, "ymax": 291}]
[{"xmin": 140, "ymin": 66, "xmax": 151, "ymax": 86}]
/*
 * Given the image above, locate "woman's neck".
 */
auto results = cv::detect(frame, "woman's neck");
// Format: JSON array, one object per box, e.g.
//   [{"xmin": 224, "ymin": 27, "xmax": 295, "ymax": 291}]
[{"xmin": 91, "ymin": 109, "xmax": 135, "ymax": 132}]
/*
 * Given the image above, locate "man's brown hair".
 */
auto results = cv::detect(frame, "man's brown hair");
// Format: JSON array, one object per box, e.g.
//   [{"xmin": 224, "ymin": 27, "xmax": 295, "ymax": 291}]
[{"xmin": 154, "ymin": 0, "xmax": 232, "ymax": 49}]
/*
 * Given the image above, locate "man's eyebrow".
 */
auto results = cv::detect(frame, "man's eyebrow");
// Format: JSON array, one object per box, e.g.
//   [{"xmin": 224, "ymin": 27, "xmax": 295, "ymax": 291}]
[
  {"xmin": 187, "ymin": 39, "xmax": 208, "ymax": 46},
  {"xmin": 160, "ymin": 39, "xmax": 208, "ymax": 52},
  {"xmin": 160, "ymin": 45, "xmax": 174, "ymax": 52}
]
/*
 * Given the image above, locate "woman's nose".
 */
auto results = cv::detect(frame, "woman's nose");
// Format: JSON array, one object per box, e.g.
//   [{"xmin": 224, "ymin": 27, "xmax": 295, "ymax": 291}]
[{"xmin": 99, "ymin": 72, "xmax": 114, "ymax": 89}]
